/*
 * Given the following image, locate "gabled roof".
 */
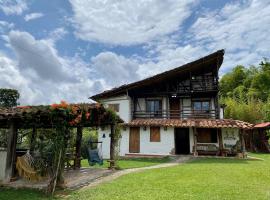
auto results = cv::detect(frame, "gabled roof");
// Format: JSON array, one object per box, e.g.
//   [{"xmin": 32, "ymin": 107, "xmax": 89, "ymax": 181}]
[{"xmin": 90, "ymin": 49, "xmax": 225, "ymax": 100}]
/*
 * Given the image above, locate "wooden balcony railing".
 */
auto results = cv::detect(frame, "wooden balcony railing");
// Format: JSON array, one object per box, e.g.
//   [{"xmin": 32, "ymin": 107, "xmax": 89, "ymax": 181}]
[{"xmin": 132, "ymin": 109, "xmax": 218, "ymax": 119}]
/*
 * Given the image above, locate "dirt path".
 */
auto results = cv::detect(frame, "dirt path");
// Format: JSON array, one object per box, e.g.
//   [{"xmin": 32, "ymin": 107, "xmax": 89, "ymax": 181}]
[{"xmin": 80, "ymin": 156, "xmax": 193, "ymax": 190}]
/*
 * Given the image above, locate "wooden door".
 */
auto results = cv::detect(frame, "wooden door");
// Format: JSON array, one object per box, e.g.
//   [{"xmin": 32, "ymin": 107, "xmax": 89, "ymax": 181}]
[
  {"xmin": 129, "ymin": 127, "xmax": 140, "ymax": 153},
  {"xmin": 169, "ymin": 98, "xmax": 180, "ymax": 118},
  {"xmin": 175, "ymin": 128, "xmax": 190, "ymax": 154}
]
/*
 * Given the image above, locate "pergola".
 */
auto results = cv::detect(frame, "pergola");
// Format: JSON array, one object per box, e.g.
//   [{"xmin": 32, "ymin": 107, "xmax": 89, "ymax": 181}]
[{"xmin": 0, "ymin": 102, "xmax": 122, "ymax": 188}]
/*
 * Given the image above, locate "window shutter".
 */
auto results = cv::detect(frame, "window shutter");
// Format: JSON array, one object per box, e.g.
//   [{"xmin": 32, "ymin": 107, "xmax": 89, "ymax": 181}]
[{"xmin": 150, "ymin": 127, "xmax": 160, "ymax": 142}]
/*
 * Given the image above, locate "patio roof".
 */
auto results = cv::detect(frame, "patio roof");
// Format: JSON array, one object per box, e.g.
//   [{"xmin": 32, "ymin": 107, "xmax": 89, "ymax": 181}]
[
  {"xmin": 253, "ymin": 122, "xmax": 270, "ymax": 129},
  {"xmin": 122, "ymin": 119, "xmax": 254, "ymax": 129}
]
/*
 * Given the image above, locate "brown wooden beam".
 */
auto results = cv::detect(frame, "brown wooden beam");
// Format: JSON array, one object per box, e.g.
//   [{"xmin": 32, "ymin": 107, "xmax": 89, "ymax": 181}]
[
  {"xmin": 109, "ymin": 124, "xmax": 116, "ymax": 169},
  {"xmin": 193, "ymin": 127, "xmax": 198, "ymax": 156},
  {"xmin": 5, "ymin": 120, "xmax": 18, "ymax": 182},
  {"xmin": 217, "ymin": 129, "xmax": 223, "ymax": 156},
  {"xmin": 74, "ymin": 126, "xmax": 83, "ymax": 169},
  {"xmin": 30, "ymin": 126, "xmax": 37, "ymax": 154}
]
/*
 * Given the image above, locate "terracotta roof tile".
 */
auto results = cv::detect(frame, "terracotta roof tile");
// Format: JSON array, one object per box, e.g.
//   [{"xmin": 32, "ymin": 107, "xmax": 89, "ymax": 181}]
[
  {"xmin": 123, "ymin": 119, "xmax": 253, "ymax": 129},
  {"xmin": 254, "ymin": 122, "xmax": 270, "ymax": 128}
]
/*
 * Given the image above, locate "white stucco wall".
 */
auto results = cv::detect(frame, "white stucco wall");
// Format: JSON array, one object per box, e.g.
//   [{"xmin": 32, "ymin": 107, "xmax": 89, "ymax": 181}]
[
  {"xmin": 97, "ymin": 126, "xmax": 111, "ymax": 159},
  {"xmin": 98, "ymin": 126, "xmax": 195, "ymax": 158},
  {"xmin": 139, "ymin": 126, "xmax": 174, "ymax": 155},
  {"xmin": 0, "ymin": 149, "xmax": 7, "ymax": 181},
  {"xmin": 221, "ymin": 128, "xmax": 240, "ymax": 149},
  {"xmin": 100, "ymin": 95, "xmax": 131, "ymax": 122}
]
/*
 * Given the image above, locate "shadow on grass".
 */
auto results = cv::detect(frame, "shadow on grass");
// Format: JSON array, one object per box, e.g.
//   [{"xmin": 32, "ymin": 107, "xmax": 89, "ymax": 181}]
[{"xmin": 188, "ymin": 157, "xmax": 264, "ymax": 165}]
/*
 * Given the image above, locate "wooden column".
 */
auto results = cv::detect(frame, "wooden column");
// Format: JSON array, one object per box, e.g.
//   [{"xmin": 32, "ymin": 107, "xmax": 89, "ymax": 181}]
[
  {"xmin": 109, "ymin": 124, "xmax": 116, "ymax": 169},
  {"xmin": 217, "ymin": 129, "xmax": 223, "ymax": 156},
  {"xmin": 30, "ymin": 126, "xmax": 37, "ymax": 154},
  {"xmin": 5, "ymin": 120, "xmax": 18, "ymax": 182},
  {"xmin": 74, "ymin": 126, "xmax": 83, "ymax": 169},
  {"xmin": 239, "ymin": 129, "xmax": 247, "ymax": 158},
  {"xmin": 193, "ymin": 127, "xmax": 198, "ymax": 156},
  {"xmin": 241, "ymin": 129, "xmax": 246, "ymax": 155}
]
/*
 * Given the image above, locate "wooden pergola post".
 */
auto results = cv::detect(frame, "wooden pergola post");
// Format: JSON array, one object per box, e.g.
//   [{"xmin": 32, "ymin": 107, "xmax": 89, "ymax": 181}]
[
  {"xmin": 193, "ymin": 127, "xmax": 198, "ymax": 156},
  {"xmin": 30, "ymin": 126, "xmax": 37, "ymax": 154},
  {"xmin": 240, "ymin": 129, "xmax": 247, "ymax": 158},
  {"xmin": 217, "ymin": 128, "xmax": 223, "ymax": 156},
  {"xmin": 4, "ymin": 119, "xmax": 18, "ymax": 182},
  {"xmin": 74, "ymin": 126, "xmax": 83, "ymax": 169},
  {"xmin": 109, "ymin": 123, "xmax": 116, "ymax": 169}
]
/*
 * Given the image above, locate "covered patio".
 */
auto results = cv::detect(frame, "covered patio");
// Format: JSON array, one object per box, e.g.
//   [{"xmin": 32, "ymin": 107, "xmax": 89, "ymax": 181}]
[{"xmin": 0, "ymin": 102, "xmax": 122, "ymax": 193}]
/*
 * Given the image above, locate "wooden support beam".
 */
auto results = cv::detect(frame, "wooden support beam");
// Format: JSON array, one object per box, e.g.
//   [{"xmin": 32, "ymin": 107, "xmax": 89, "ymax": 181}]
[
  {"xmin": 239, "ymin": 129, "xmax": 247, "ymax": 158},
  {"xmin": 109, "ymin": 124, "xmax": 116, "ymax": 169},
  {"xmin": 5, "ymin": 120, "xmax": 18, "ymax": 182},
  {"xmin": 217, "ymin": 129, "xmax": 223, "ymax": 156},
  {"xmin": 74, "ymin": 126, "xmax": 83, "ymax": 169},
  {"xmin": 30, "ymin": 126, "xmax": 37, "ymax": 154},
  {"xmin": 193, "ymin": 127, "xmax": 198, "ymax": 156}
]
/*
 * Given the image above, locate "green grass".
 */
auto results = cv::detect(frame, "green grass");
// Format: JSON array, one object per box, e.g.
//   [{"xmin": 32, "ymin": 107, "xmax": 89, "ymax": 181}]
[
  {"xmin": 0, "ymin": 187, "xmax": 51, "ymax": 200},
  {"xmin": 80, "ymin": 157, "xmax": 171, "ymax": 169},
  {"xmin": 1, "ymin": 153, "xmax": 270, "ymax": 200}
]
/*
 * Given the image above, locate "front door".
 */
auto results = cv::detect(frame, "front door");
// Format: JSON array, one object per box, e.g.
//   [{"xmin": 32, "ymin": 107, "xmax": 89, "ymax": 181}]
[
  {"xmin": 175, "ymin": 128, "xmax": 190, "ymax": 154},
  {"xmin": 129, "ymin": 127, "xmax": 140, "ymax": 153},
  {"xmin": 169, "ymin": 98, "xmax": 180, "ymax": 118}
]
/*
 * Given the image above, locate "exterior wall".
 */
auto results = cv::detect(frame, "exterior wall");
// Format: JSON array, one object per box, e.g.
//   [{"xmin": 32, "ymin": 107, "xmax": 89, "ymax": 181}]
[
  {"xmin": 97, "ymin": 126, "xmax": 111, "ymax": 159},
  {"xmin": 221, "ymin": 128, "xmax": 240, "ymax": 150},
  {"xmin": 98, "ymin": 126, "xmax": 195, "ymax": 158},
  {"xmin": 99, "ymin": 95, "xmax": 131, "ymax": 122},
  {"xmin": 139, "ymin": 126, "xmax": 174, "ymax": 155},
  {"xmin": 0, "ymin": 149, "xmax": 7, "ymax": 181}
]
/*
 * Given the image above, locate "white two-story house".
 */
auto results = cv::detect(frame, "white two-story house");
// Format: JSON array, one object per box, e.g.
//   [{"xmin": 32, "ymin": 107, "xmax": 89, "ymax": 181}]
[{"xmin": 90, "ymin": 50, "xmax": 253, "ymax": 158}]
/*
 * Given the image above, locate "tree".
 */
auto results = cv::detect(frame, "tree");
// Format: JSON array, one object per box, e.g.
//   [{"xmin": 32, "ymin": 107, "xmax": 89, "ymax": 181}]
[
  {"xmin": 0, "ymin": 89, "xmax": 20, "ymax": 108},
  {"xmin": 219, "ymin": 59, "xmax": 270, "ymax": 123}
]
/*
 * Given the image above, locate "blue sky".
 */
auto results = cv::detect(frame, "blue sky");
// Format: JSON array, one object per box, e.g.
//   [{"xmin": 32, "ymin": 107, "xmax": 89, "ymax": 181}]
[{"xmin": 0, "ymin": 0, "xmax": 269, "ymax": 105}]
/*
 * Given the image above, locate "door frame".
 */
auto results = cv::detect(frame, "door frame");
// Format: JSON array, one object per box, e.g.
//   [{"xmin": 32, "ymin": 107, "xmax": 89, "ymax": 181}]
[
  {"xmin": 129, "ymin": 127, "xmax": 140, "ymax": 153},
  {"xmin": 174, "ymin": 128, "xmax": 190, "ymax": 154}
]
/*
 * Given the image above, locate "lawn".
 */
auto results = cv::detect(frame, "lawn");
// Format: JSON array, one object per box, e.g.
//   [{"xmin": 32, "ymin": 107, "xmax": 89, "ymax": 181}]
[
  {"xmin": 1, "ymin": 153, "xmax": 270, "ymax": 200},
  {"xmin": 80, "ymin": 156, "xmax": 171, "ymax": 169}
]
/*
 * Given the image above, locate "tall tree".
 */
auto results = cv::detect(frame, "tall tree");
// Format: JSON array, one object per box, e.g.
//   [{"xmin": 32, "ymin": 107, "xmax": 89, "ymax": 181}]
[{"xmin": 0, "ymin": 89, "xmax": 20, "ymax": 108}]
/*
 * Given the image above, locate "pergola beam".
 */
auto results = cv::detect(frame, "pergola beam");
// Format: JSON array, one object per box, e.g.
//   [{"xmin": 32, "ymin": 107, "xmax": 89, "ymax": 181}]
[{"xmin": 4, "ymin": 120, "xmax": 18, "ymax": 182}]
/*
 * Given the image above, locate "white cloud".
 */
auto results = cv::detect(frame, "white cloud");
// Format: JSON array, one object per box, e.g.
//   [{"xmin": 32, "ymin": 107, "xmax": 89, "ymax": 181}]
[
  {"xmin": 0, "ymin": 0, "xmax": 28, "ymax": 15},
  {"xmin": 0, "ymin": 20, "xmax": 14, "ymax": 34},
  {"xmin": 188, "ymin": 0, "xmax": 270, "ymax": 74},
  {"xmin": 69, "ymin": 0, "xmax": 196, "ymax": 45},
  {"xmin": 91, "ymin": 52, "xmax": 140, "ymax": 86},
  {"xmin": 1, "ymin": 30, "xmax": 140, "ymax": 105},
  {"xmin": 8, "ymin": 31, "xmax": 74, "ymax": 82},
  {"xmin": 24, "ymin": 12, "xmax": 44, "ymax": 21}
]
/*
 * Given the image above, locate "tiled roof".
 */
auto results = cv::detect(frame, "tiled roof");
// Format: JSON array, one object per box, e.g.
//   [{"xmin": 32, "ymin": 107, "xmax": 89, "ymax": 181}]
[
  {"xmin": 123, "ymin": 119, "xmax": 254, "ymax": 129},
  {"xmin": 254, "ymin": 122, "xmax": 270, "ymax": 128}
]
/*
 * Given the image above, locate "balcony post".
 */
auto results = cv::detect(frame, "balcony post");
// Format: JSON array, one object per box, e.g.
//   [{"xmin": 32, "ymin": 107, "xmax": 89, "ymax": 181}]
[{"xmin": 193, "ymin": 127, "xmax": 198, "ymax": 156}]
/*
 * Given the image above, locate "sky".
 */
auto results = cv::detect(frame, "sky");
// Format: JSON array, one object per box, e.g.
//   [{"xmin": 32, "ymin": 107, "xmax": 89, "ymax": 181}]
[{"xmin": 0, "ymin": 0, "xmax": 269, "ymax": 105}]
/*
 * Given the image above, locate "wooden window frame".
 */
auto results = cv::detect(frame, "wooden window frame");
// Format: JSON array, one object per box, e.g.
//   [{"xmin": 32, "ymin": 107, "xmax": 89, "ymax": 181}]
[
  {"xmin": 150, "ymin": 126, "xmax": 161, "ymax": 142},
  {"xmin": 108, "ymin": 103, "xmax": 120, "ymax": 112},
  {"xmin": 197, "ymin": 128, "xmax": 218, "ymax": 143}
]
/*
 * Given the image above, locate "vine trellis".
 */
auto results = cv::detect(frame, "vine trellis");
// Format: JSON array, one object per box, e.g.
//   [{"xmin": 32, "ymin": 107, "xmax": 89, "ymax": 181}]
[{"xmin": 0, "ymin": 101, "xmax": 122, "ymax": 195}]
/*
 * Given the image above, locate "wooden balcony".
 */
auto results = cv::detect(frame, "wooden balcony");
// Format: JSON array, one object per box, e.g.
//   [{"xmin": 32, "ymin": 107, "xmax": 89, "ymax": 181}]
[{"xmin": 132, "ymin": 109, "xmax": 219, "ymax": 119}]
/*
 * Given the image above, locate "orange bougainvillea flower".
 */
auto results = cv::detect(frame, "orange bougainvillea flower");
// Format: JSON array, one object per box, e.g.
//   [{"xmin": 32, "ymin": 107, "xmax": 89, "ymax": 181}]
[
  {"xmin": 51, "ymin": 100, "xmax": 69, "ymax": 109},
  {"xmin": 86, "ymin": 112, "xmax": 90, "ymax": 120},
  {"xmin": 17, "ymin": 106, "xmax": 31, "ymax": 109}
]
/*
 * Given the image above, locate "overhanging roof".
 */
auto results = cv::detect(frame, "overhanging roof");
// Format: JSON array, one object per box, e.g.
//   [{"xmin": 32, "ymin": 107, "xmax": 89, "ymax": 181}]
[
  {"xmin": 90, "ymin": 49, "xmax": 225, "ymax": 100},
  {"xmin": 253, "ymin": 122, "xmax": 270, "ymax": 129},
  {"xmin": 122, "ymin": 118, "xmax": 253, "ymax": 129}
]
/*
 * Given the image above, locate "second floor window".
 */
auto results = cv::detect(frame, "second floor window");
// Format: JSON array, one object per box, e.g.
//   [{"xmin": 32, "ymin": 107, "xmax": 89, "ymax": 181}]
[
  {"xmin": 108, "ymin": 104, "xmax": 119, "ymax": 112},
  {"xmin": 192, "ymin": 101, "xmax": 210, "ymax": 111},
  {"xmin": 146, "ymin": 99, "xmax": 162, "ymax": 113}
]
